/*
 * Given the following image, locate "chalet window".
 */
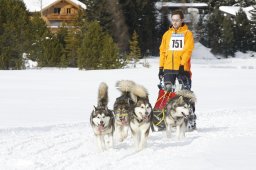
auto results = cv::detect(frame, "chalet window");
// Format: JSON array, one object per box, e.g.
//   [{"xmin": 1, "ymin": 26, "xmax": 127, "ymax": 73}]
[
  {"xmin": 67, "ymin": 8, "xmax": 71, "ymax": 14},
  {"xmin": 54, "ymin": 8, "xmax": 61, "ymax": 14}
]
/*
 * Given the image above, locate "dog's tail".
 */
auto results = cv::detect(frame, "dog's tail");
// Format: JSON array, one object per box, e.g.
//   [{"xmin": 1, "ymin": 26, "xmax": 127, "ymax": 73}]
[
  {"xmin": 116, "ymin": 80, "xmax": 136, "ymax": 94},
  {"xmin": 130, "ymin": 84, "xmax": 148, "ymax": 102},
  {"xmin": 98, "ymin": 82, "xmax": 108, "ymax": 107},
  {"xmin": 116, "ymin": 80, "xmax": 148, "ymax": 103}
]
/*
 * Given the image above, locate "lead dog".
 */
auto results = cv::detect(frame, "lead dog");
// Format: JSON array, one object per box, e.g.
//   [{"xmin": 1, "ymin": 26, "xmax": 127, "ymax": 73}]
[
  {"xmin": 114, "ymin": 80, "xmax": 152, "ymax": 150},
  {"xmin": 90, "ymin": 82, "xmax": 114, "ymax": 151},
  {"xmin": 113, "ymin": 80, "xmax": 136, "ymax": 142},
  {"xmin": 165, "ymin": 90, "xmax": 196, "ymax": 139}
]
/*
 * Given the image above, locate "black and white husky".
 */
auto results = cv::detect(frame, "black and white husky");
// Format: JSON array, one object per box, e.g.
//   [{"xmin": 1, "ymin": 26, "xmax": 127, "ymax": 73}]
[
  {"xmin": 113, "ymin": 80, "xmax": 135, "ymax": 142},
  {"xmin": 90, "ymin": 82, "xmax": 114, "ymax": 151},
  {"xmin": 128, "ymin": 82, "xmax": 153, "ymax": 151},
  {"xmin": 165, "ymin": 90, "xmax": 196, "ymax": 139}
]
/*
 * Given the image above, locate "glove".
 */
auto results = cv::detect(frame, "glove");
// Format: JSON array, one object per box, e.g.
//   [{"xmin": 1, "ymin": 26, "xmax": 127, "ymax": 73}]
[
  {"xmin": 158, "ymin": 68, "xmax": 164, "ymax": 80},
  {"xmin": 178, "ymin": 65, "xmax": 185, "ymax": 75}
]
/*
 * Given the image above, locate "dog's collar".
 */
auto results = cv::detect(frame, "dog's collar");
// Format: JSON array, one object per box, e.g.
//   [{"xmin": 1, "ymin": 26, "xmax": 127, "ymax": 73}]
[
  {"xmin": 114, "ymin": 113, "xmax": 128, "ymax": 117},
  {"xmin": 114, "ymin": 113, "xmax": 129, "ymax": 125}
]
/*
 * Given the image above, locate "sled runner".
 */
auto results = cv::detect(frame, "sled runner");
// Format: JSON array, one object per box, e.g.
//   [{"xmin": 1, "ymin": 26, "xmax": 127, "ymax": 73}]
[{"xmin": 151, "ymin": 74, "xmax": 197, "ymax": 132}]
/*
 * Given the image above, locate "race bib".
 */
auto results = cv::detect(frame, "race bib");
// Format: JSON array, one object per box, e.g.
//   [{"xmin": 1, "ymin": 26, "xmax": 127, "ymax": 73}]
[{"xmin": 169, "ymin": 34, "xmax": 184, "ymax": 51}]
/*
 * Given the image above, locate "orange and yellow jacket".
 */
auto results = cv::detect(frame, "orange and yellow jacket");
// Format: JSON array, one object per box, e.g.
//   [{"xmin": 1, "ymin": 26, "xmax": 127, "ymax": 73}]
[{"xmin": 159, "ymin": 24, "xmax": 194, "ymax": 72}]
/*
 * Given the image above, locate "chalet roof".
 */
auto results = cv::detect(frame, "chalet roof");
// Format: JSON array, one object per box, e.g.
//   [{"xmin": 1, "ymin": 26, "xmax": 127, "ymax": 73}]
[
  {"xmin": 23, "ymin": 0, "xmax": 86, "ymax": 12},
  {"xmin": 155, "ymin": 2, "xmax": 208, "ymax": 10},
  {"xmin": 219, "ymin": 6, "xmax": 254, "ymax": 21}
]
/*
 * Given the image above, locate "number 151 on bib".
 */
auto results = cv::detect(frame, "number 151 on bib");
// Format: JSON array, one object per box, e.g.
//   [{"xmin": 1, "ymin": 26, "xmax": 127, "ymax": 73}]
[{"xmin": 169, "ymin": 34, "xmax": 184, "ymax": 51}]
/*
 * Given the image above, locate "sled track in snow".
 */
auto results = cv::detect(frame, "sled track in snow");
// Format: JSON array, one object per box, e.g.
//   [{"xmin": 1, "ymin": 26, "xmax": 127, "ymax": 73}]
[{"xmin": 1, "ymin": 108, "xmax": 256, "ymax": 169}]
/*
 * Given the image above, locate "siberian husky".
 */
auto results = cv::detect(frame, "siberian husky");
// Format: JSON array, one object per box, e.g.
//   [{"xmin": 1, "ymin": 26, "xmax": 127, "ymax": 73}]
[
  {"xmin": 128, "ymin": 82, "xmax": 153, "ymax": 151},
  {"xmin": 165, "ymin": 90, "xmax": 196, "ymax": 139},
  {"xmin": 113, "ymin": 80, "xmax": 136, "ymax": 142},
  {"xmin": 90, "ymin": 82, "xmax": 114, "ymax": 151}
]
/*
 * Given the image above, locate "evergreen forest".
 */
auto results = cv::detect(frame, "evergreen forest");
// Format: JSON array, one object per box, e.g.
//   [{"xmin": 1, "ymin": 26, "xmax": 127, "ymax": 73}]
[{"xmin": 0, "ymin": 0, "xmax": 256, "ymax": 69}]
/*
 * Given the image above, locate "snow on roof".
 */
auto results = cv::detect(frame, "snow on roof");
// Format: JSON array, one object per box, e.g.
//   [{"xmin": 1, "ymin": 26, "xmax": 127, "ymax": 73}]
[
  {"xmin": 219, "ymin": 6, "xmax": 254, "ymax": 21},
  {"xmin": 23, "ymin": 0, "xmax": 86, "ymax": 12},
  {"xmin": 155, "ymin": 2, "xmax": 208, "ymax": 10}
]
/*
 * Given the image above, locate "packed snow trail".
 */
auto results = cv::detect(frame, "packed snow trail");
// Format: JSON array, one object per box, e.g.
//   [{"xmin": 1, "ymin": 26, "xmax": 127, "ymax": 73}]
[{"xmin": 1, "ymin": 108, "xmax": 256, "ymax": 169}]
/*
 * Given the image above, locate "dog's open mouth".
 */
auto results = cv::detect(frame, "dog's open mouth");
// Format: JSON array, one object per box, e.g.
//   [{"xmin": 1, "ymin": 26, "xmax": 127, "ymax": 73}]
[
  {"xmin": 121, "ymin": 119, "xmax": 128, "ymax": 125},
  {"xmin": 98, "ymin": 124, "xmax": 105, "ymax": 131},
  {"xmin": 143, "ymin": 115, "xmax": 149, "ymax": 121}
]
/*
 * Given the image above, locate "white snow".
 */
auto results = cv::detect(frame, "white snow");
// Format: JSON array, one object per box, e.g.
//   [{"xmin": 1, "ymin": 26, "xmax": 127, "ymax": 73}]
[
  {"xmin": 155, "ymin": 2, "xmax": 208, "ymax": 10},
  {"xmin": 219, "ymin": 6, "xmax": 254, "ymax": 21},
  {"xmin": 23, "ymin": 53, "xmax": 38, "ymax": 69},
  {"xmin": 1, "ymin": 43, "xmax": 256, "ymax": 169}
]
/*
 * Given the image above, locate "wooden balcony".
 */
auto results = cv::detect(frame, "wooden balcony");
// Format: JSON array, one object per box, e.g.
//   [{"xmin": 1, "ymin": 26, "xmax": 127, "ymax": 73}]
[{"xmin": 45, "ymin": 14, "xmax": 77, "ymax": 21}]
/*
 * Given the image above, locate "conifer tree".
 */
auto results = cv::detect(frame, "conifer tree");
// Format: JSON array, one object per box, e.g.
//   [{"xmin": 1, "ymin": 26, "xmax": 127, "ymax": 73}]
[
  {"xmin": 56, "ymin": 27, "xmax": 69, "ymax": 67},
  {"xmin": 197, "ymin": 14, "xmax": 209, "ymax": 47},
  {"xmin": 208, "ymin": 8, "xmax": 224, "ymax": 56},
  {"xmin": 237, "ymin": 0, "xmax": 256, "ymax": 7},
  {"xmin": 78, "ymin": 21, "xmax": 102, "ymax": 69},
  {"xmin": 0, "ymin": 0, "xmax": 31, "ymax": 69},
  {"xmin": 128, "ymin": 31, "xmax": 141, "ymax": 67},
  {"xmin": 100, "ymin": 34, "xmax": 122, "ymax": 69},
  {"xmin": 37, "ymin": 36, "xmax": 65, "ymax": 67},
  {"xmin": 250, "ymin": 5, "xmax": 256, "ymax": 51},
  {"xmin": 135, "ymin": 0, "xmax": 158, "ymax": 56},
  {"xmin": 64, "ymin": 29, "xmax": 79, "ymax": 67},
  {"xmin": 78, "ymin": 21, "xmax": 121, "ymax": 69},
  {"xmin": 119, "ymin": 0, "xmax": 158, "ymax": 55},
  {"xmin": 82, "ymin": 0, "xmax": 129, "ymax": 53},
  {"xmin": 28, "ymin": 13, "xmax": 65, "ymax": 67},
  {"xmin": 234, "ymin": 8, "xmax": 251, "ymax": 52},
  {"xmin": 29, "ymin": 13, "xmax": 51, "ymax": 62},
  {"xmin": 221, "ymin": 17, "xmax": 235, "ymax": 57},
  {"xmin": 54, "ymin": 10, "xmax": 87, "ymax": 67}
]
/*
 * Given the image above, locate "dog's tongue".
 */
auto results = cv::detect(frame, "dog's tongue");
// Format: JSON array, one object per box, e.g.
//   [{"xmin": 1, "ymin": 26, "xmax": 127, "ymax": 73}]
[
  {"xmin": 121, "ymin": 119, "xmax": 127, "ymax": 125},
  {"xmin": 98, "ymin": 124, "xmax": 105, "ymax": 131},
  {"xmin": 143, "ymin": 115, "xmax": 149, "ymax": 121}
]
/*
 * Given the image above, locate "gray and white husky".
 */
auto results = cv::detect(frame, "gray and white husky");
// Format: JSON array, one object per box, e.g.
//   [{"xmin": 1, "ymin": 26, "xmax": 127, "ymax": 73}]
[
  {"xmin": 113, "ymin": 80, "xmax": 136, "ymax": 142},
  {"xmin": 128, "ymin": 82, "xmax": 153, "ymax": 151},
  {"xmin": 90, "ymin": 82, "xmax": 114, "ymax": 151},
  {"xmin": 165, "ymin": 90, "xmax": 196, "ymax": 139}
]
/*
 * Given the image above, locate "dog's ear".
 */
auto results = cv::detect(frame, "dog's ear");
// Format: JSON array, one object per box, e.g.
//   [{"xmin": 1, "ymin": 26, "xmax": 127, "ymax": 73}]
[
  {"xmin": 93, "ymin": 106, "xmax": 97, "ymax": 115},
  {"xmin": 130, "ymin": 93, "xmax": 137, "ymax": 103},
  {"xmin": 145, "ymin": 96, "xmax": 150, "ymax": 103},
  {"xmin": 177, "ymin": 96, "xmax": 184, "ymax": 104},
  {"xmin": 189, "ymin": 99, "xmax": 194, "ymax": 104},
  {"xmin": 105, "ymin": 106, "xmax": 108, "ymax": 111}
]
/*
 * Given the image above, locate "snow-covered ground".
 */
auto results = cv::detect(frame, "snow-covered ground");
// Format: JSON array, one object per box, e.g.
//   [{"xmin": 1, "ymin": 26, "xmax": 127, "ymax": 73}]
[{"xmin": 1, "ymin": 43, "xmax": 256, "ymax": 169}]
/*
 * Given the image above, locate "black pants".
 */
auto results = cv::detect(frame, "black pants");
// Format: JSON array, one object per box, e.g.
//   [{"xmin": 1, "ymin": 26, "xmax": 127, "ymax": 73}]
[{"xmin": 163, "ymin": 70, "xmax": 191, "ymax": 90}]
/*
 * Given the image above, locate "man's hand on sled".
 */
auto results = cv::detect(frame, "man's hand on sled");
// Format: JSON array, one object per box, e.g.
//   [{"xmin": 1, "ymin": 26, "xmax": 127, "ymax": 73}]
[
  {"xmin": 158, "ymin": 67, "xmax": 164, "ymax": 80},
  {"xmin": 179, "ymin": 65, "xmax": 185, "ymax": 75}
]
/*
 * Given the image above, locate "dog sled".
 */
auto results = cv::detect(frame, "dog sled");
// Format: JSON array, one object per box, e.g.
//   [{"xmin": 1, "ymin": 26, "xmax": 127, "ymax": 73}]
[{"xmin": 151, "ymin": 74, "xmax": 196, "ymax": 132}]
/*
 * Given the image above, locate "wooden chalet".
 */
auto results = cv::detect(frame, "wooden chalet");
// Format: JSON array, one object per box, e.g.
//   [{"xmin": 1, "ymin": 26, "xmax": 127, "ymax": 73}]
[{"xmin": 24, "ymin": 0, "xmax": 86, "ymax": 32}]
